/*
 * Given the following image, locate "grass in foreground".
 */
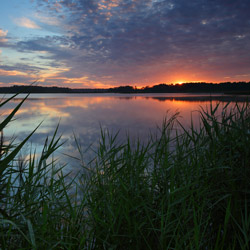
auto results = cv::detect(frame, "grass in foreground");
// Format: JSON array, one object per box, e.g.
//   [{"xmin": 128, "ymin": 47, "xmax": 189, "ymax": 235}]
[{"xmin": 0, "ymin": 95, "xmax": 250, "ymax": 249}]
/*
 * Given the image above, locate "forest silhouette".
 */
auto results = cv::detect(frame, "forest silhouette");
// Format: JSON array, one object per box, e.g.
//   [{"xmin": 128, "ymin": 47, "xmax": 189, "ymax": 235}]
[{"xmin": 0, "ymin": 81, "xmax": 250, "ymax": 94}]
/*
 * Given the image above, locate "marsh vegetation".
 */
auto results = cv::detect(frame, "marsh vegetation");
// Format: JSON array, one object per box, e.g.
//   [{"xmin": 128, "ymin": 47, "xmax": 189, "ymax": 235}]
[{"xmin": 0, "ymin": 94, "xmax": 250, "ymax": 249}]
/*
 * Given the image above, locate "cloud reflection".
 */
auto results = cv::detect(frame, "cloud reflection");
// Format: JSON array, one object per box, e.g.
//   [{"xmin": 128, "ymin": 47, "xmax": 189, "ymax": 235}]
[{"xmin": 2, "ymin": 94, "xmax": 237, "ymax": 153}]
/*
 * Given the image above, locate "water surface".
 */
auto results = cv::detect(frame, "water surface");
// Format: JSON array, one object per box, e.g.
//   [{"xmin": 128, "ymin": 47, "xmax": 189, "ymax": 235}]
[{"xmin": 1, "ymin": 93, "xmax": 247, "ymax": 169}]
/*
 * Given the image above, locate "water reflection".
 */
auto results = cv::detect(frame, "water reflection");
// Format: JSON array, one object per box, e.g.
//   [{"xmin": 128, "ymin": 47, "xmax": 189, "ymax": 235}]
[{"xmin": 1, "ymin": 93, "xmax": 246, "ymax": 169}]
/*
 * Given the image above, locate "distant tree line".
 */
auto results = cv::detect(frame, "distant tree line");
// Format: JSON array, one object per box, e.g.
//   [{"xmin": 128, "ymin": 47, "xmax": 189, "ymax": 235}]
[
  {"xmin": 0, "ymin": 85, "xmax": 106, "ymax": 94},
  {"xmin": 108, "ymin": 82, "xmax": 250, "ymax": 94},
  {"xmin": 0, "ymin": 81, "xmax": 250, "ymax": 94}
]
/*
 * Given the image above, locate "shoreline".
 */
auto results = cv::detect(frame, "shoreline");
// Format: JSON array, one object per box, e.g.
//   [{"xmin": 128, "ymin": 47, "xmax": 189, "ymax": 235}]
[{"xmin": 2, "ymin": 92, "xmax": 250, "ymax": 102}]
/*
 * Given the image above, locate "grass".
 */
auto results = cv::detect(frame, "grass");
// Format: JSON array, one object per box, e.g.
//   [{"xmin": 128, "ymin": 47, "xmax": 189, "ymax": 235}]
[{"xmin": 0, "ymin": 94, "xmax": 250, "ymax": 249}]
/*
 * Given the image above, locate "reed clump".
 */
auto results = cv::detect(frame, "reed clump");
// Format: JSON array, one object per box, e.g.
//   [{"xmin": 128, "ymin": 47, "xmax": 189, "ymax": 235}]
[{"xmin": 0, "ymin": 95, "xmax": 250, "ymax": 249}]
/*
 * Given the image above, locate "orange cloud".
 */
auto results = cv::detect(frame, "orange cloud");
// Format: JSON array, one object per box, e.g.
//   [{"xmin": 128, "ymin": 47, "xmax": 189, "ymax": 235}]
[
  {"xmin": 60, "ymin": 76, "xmax": 112, "ymax": 88},
  {"xmin": 98, "ymin": 0, "xmax": 119, "ymax": 10},
  {"xmin": 37, "ymin": 67, "xmax": 71, "ymax": 81},
  {"xmin": 0, "ymin": 69, "xmax": 27, "ymax": 76}
]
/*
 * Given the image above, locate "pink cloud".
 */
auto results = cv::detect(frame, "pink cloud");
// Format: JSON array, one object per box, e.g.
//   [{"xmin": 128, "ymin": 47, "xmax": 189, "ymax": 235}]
[
  {"xmin": 14, "ymin": 17, "xmax": 41, "ymax": 29},
  {"xmin": 0, "ymin": 28, "xmax": 8, "ymax": 43}
]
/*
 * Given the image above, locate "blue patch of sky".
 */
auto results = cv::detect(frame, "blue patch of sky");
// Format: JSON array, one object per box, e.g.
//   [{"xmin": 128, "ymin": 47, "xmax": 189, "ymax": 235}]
[{"xmin": 0, "ymin": 0, "xmax": 61, "ymax": 40}]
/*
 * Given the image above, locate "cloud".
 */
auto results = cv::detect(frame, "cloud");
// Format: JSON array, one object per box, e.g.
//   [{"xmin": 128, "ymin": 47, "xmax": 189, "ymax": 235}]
[
  {"xmin": 14, "ymin": 17, "xmax": 41, "ymax": 29},
  {"xmin": 34, "ymin": 1, "xmax": 250, "ymax": 67},
  {"xmin": 0, "ymin": 67, "xmax": 33, "ymax": 85},
  {"xmin": 0, "ymin": 69, "xmax": 27, "ymax": 76},
  {"xmin": 3, "ymin": 0, "xmax": 250, "ymax": 86},
  {"xmin": 0, "ymin": 28, "xmax": 8, "ymax": 43},
  {"xmin": 57, "ymin": 75, "xmax": 111, "ymax": 88},
  {"xmin": 0, "ymin": 64, "xmax": 45, "ymax": 75},
  {"xmin": 0, "ymin": 29, "xmax": 8, "ymax": 37},
  {"xmin": 34, "ymin": 14, "xmax": 60, "ymax": 26}
]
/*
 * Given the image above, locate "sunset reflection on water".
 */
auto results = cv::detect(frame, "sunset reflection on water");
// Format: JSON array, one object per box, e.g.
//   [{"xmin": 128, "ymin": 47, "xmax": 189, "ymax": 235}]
[{"xmin": 1, "ymin": 93, "xmax": 242, "ymax": 169}]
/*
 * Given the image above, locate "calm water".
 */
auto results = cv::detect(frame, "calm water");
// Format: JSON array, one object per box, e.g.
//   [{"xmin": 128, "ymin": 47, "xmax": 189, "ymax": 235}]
[{"xmin": 1, "ymin": 93, "xmax": 245, "ymax": 169}]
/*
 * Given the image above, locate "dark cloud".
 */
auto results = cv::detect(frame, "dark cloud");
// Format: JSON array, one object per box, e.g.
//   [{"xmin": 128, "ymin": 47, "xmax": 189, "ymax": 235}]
[
  {"xmin": 16, "ymin": 36, "xmax": 71, "ymax": 54},
  {"xmin": 36, "ymin": 1, "xmax": 250, "ymax": 57},
  {"xmin": 0, "ymin": 64, "xmax": 44, "ymax": 73}
]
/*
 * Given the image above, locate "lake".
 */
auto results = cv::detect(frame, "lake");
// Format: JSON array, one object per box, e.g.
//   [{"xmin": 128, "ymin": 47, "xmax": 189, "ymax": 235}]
[{"xmin": 1, "ymin": 93, "xmax": 248, "ymax": 169}]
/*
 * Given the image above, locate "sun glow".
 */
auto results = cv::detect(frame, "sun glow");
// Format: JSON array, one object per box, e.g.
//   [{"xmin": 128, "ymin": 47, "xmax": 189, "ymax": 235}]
[{"xmin": 174, "ymin": 81, "xmax": 184, "ymax": 85}]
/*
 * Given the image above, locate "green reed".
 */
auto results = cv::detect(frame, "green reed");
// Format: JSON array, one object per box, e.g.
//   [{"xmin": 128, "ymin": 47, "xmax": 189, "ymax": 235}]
[{"xmin": 0, "ymin": 94, "xmax": 250, "ymax": 249}]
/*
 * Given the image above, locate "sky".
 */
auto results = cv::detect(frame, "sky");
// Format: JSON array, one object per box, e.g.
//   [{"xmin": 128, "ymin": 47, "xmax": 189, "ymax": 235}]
[{"xmin": 0, "ymin": 0, "xmax": 250, "ymax": 88}]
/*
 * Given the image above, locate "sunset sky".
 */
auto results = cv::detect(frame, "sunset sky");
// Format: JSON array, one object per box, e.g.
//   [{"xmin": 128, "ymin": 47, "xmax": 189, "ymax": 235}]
[{"xmin": 0, "ymin": 0, "xmax": 250, "ymax": 88}]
